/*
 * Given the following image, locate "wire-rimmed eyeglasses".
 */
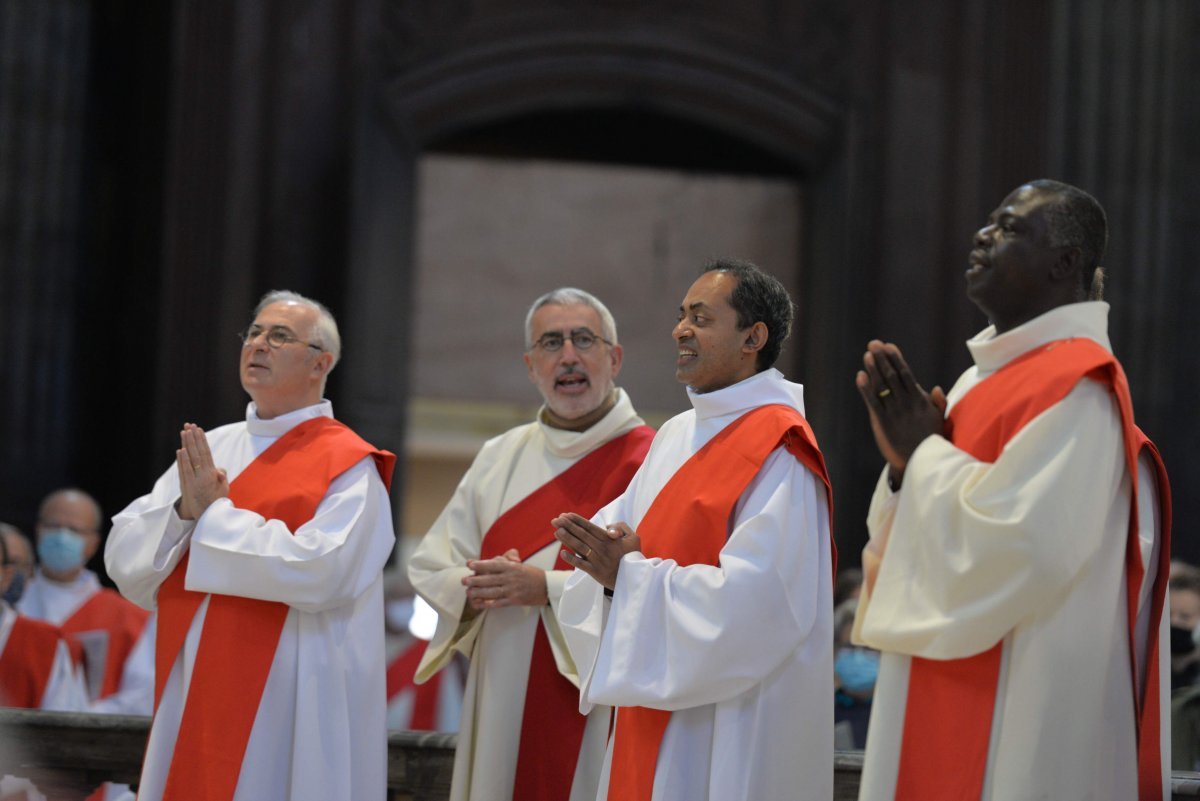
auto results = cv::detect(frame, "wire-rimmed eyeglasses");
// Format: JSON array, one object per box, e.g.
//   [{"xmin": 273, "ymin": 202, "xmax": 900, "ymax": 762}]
[
  {"xmin": 529, "ymin": 328, "xmax": 613, "ymax": 353},
  {"xmin": 238, "ymin": 324, "xmax": 323, "ymax": 352}
]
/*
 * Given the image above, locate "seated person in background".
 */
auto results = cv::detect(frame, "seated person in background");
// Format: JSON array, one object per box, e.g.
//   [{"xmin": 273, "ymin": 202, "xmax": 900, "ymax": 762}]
[
  {"xmin": 1170, "ymin": 572, "xmax": 1200, "ymax": 691},
  {"xmin": 18, "ymin": 488, "xmax": 154, "ymax": 714},
  {"xmin": 0, "ymin": 524, "xmax": 34, "ymax": 606},
  {"xmin": 0, "ymin": 525, "xmax": 86, "ymax": 710},
  {"xmin": 834, "ymin": 597, "xmax": 876, "ymax": 750}
]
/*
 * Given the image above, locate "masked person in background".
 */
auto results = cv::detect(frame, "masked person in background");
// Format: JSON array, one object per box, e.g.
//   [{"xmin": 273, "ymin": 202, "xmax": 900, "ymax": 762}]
[
  {"xmin": 834, "ymin": 598, "xmax": 877, "ymax": 750},
  {"xmin": 18, "ymin": 489, "xmax": 154, "ymax": 715}
]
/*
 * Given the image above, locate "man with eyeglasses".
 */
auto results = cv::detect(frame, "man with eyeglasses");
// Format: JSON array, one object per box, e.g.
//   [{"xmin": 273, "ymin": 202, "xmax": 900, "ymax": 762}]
[
  {"xmin": 106, "ymin": 289, "xmax": 396, "ymax": 801},
  {"xmin": 553, "ymin": 261, "xmax": 835, "ymax": 801},
  {"xmin": 17, "ymin": 488, "xmax": 154, "ymax": 720},
  {"xmin": 408, "ymin": 287, "xmax": 653, "ymax": 801}
]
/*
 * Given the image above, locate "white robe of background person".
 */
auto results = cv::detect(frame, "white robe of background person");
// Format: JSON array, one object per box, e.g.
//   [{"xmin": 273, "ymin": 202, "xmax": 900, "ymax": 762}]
[
  {"xmin": 558, "ymin": 369, "xmax": 834, "ymax": 801},
  {"xmin": 105, "ymin": 401, "xmax": 395, "ymax": 801},
  {"xmin": 853, "ymin": 302, "xmax": 1169, "ymax": 801},
  {"xmin": 18, "ymin": 569, "xmax": 155, "ymax": 715},
  {"xmin": 408, "ymin": 389, "xmax": 645, "ymax": 801}
]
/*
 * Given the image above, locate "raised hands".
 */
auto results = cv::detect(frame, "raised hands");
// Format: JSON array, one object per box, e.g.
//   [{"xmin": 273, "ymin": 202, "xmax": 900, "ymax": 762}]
[
  {"xmin": 462, "ymin": 548, "xmax": 549, "ymax": 611},
  {"xmin": 552, "ymin": 514, "xmax": 640, "ymax": 591},
  {"xmin": 855, "ymin": 340, "xmax": 947, "ymax": 485},
  {"xmin": 175, "ymin": 423, "xmax": 230, "ymax": 520}
]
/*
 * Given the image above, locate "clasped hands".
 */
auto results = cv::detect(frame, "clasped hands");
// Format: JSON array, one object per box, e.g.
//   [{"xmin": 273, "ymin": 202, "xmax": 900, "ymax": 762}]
[
  {"xmin": 463, "ymin": 549, "xmax": 549, "ymax": 612},
  {"xmin": 175, "ymin": 423, "xmax": 230, "ymax": 520},
  {"xmin": 854, "ymin": 340, "xmax": 947, "ymax": 487},
  {"xmin": 552, "ymin": 514, "xmax": 639, "ymax": 591}
]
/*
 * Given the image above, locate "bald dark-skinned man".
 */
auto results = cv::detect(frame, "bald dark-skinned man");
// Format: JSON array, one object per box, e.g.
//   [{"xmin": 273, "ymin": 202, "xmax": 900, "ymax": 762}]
[{"xmin": 852, "ymin": 180, "xmax": 1170, "ymax": 801}]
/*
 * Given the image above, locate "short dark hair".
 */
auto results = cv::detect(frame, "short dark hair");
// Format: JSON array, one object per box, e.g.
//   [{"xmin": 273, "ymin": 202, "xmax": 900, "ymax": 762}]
[
  {"xmin": 1171, "ymin": 573, "xmax": 1200, "ymax": 597},
  {"xmin": 702, "ymin": 259, "xmax": 795, "ymax": 371},
  {"xmin": 1026, "ymin": 179, "xmax": 1108, "ymax": 294}
]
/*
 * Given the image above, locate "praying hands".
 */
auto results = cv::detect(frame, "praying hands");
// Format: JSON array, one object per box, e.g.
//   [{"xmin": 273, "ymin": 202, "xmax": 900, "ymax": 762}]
[
  {"xmin": 175, "ymin": 423, "xmax": 229, "ymax": 520},
  {"xmin": 552, "ymin": 513, "xmax": 639, "ymax": 590}
]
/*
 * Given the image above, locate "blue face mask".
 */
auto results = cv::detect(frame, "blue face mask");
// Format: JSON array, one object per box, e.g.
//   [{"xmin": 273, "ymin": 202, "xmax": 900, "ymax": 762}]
[
  {"xmin": 37, "ymin": 528, "xmax": 87, "ymax": 574},
  {"xmin": 835, "ymin": 647, "xmax": 880, "ymax": 694},
  {"xmin": 2, "ymin": 570, "xmax": 25, "ymax": 605}
]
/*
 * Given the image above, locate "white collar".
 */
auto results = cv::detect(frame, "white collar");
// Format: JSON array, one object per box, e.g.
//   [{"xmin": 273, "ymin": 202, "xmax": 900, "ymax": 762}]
[
  {"xmin": 966, "ymin": 301, "xmax": 1112, "ymax": 374},
  {"xmin": 537, "ymin": 388, "xmax": 644, "ymax": 459},
  {"xmin": 245, "ymin": 400, "xmax": 334, "ymax": 437},
  {"xmin": 686, "ymin": 368, "xmax": 805, "ymax": 420}
]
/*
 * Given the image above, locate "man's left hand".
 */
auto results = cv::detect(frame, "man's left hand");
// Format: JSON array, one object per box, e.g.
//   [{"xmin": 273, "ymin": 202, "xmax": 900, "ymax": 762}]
[
  {"xmin": 552, "ymin": 514, "xmax": 640, "ymax": 590},
  {"xmin": 463, "ymin": 548, "xmax": 549, "ymax": 610}
]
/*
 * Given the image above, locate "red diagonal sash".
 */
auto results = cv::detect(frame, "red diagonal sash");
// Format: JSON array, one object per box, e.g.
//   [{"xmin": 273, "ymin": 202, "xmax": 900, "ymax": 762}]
[
  {"xmin": 895, "ymin": 338, "xmax": 1170, "ymax": 800},
  {"xmin": 478, "ymin": 425, "xmax": 653, "ymax": 801},
  {"xmin": 0, "ymin": 615, "xmax": 62, "ymax": 708},
  {"xmin": 153, "ymin": 416, "xmax": 395, "ymax": 801},
  {"xmin": 61, "ymin": 589, "xmax": 150, "ymax": 699},
  {"xmin": 606, "ymin": 404, "xmax": 834, "ymax": 801}
]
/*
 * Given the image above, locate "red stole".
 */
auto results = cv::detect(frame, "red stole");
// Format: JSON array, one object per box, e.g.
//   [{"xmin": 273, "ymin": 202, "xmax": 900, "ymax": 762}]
[
  {"xmin": 606, "ymin": 404, "xmax": 834, "ymax": 801},
  {"xmin": 386, "ymin": 638, "xmax": 441, "ymax": 730},
  {"xmin": 894, "ymin": 338, "xmax": 1170, "ymax": 801},
  {"xmin": 477, "ymin": 425, "xmax": 654, "ymax": 801},
  {"xmin": 60, "ymin": 588, "xmax": 150, "ymax": 699},
  {"xmin": 154, "ymin": 416, "xmax": 395, "ymax": 801},
  {"xmin": 0, "ymin": 614, "xmax": 62, "ymax": 708}
]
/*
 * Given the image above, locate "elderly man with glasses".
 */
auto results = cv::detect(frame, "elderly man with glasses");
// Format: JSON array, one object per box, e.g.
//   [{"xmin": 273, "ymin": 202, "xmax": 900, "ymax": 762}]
[
  {"xmin": 408, "ymin": 287, "xmax": 653, "ymax": 801},
  {"xmin": 106, "ymin": 290, "xmax": 396, "ymax": 801}
]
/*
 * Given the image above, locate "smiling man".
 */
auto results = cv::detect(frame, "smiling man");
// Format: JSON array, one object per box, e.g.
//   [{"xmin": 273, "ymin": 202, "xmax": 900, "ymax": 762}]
[
  {"xmin": 554, "ymin": 260, "xmax": 835, "ymax": 801},
  {"xmin": 852, "ymin": 180, "xmax": 1170, "ymax": 801},
  {"xmin": 407, "ymin": 288, "xmax": 653, "ymax": 801},
  {"xmin": 105, "ymin": 290, "xmax": 396, "ymax": 801}
]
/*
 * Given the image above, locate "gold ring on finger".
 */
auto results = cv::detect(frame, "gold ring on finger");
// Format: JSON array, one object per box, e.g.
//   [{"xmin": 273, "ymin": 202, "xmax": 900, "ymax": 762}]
[{"xmin": 877, "ymin": 388, "xmax": 892, "ymax": 399}]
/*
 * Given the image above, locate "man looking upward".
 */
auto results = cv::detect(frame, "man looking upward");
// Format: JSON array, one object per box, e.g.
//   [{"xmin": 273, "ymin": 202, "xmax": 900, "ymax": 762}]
[
  {"xmin": 853, "ymin": 180, "xmax": 1170, "ymax": 801},
  {"xmin": 555, "ymin": 261, "xmax": 836, "ymax": 801},
  {"xmin": 408, "ymin": 288, "xmax": 653, "ymax": 801},
  {"xmin": 106, "ymin": 290, "xmax": 396, "ymax": 801}
]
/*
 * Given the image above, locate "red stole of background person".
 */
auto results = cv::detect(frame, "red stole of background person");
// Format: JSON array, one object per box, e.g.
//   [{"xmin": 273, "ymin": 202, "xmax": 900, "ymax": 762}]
[
  {"xmin": 606, "ymin": 404, "xmax": 834, "ymax": 801},
  {"xmin": 476, "ymin": 425, "xmax": 653, "ymax": 801},
  {"xmin": 894, "ymin": 338, "xmax": 1170, "ymax": 801},
  {"xmin": 0, "ymin": 615, "xmax": 62, "ymax": 708},
  {"xmin": 60, "ymin": 589, "xmax": 150, "ymax": 699},
  {"xmin": 153, "ymin": 416, "xmax": 395, "ymax": 801}
]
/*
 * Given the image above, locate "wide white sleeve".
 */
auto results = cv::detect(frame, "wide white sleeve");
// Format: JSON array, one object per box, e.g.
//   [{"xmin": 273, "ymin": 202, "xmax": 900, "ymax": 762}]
[
  {"xmin": 854, "ymin": 380, "xmax": 1125, "ymax": 659},
  {"xmin": 183, "ymin": 456, "xmax": 395, "ymax": 614},
  {"xmin": 406, "ymin": 455, "xmax": 494, "ymax": 679},
  {"xmin": 88, "ymin": 614, "xmax": 155, "ymax": 716},
  {"xmin": 105, "ymin": 463, "xmax": 197, "ymax": 610},
  {"xmin": 581, "ymin": 448, "xmax": 829, "ymax": 711},
  {"xmin": 39, "ymin": 640, "xmax": 88, "ymax": 712}
]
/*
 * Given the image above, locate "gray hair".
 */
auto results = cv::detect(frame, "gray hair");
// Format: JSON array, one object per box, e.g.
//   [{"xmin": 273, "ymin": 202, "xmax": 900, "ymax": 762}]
[
  {"xmin": 524, "ymin": 288, "xmax": 618, "ymax": 349},
  {"xmin": 254, "ymin": 289, "xmax": 342, "ymax": 369}
]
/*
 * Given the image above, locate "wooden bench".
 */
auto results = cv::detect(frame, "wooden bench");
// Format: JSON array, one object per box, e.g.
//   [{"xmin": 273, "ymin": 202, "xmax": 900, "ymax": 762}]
[{"xmin": 2, "ymin": 709, "xmax": 1197, "ymax": 799}]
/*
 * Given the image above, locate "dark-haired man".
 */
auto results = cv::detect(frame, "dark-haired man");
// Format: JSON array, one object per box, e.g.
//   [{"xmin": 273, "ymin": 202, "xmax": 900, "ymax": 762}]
[
  {"xmin": 853, "ymin": 180, "xmax": 1169, "ymax": 800},
  {"xmin": 555, "ymin": 260, "xmax": 835, "ymax": 801}
]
